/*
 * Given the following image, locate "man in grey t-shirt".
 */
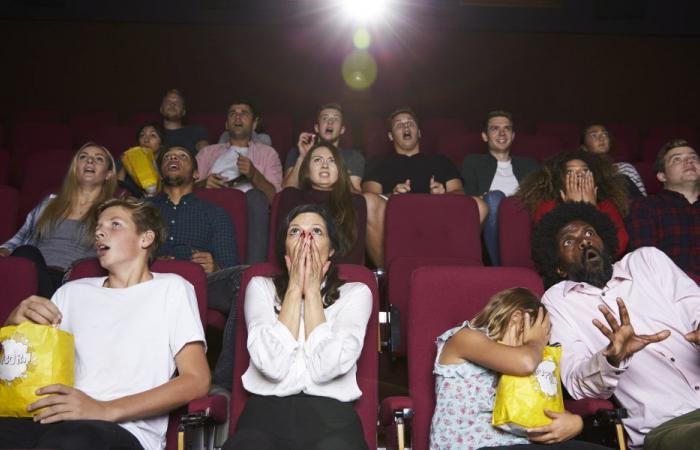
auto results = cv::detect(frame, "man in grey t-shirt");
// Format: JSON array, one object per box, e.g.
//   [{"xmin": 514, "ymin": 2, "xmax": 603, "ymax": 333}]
[{"xmin": 282, "ymin": 103, "xmax": 364, "ymax": 193}]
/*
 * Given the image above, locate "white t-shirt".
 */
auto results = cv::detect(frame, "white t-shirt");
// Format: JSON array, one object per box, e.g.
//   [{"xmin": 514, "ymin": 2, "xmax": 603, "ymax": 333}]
[
  {"xmin": 52, "ymin": 273, "xmax": 206, "ymax": 450},
  {"xmin": 488, "ymin": 159, "xmax": 519, "ymax": 196},
  {"xmin": 242, "ymin": 277, "xmax": 372, "ymax": 402},
  {"xmin": 209, "ymin": 145, "xmax": 253, "ymax": 191}
]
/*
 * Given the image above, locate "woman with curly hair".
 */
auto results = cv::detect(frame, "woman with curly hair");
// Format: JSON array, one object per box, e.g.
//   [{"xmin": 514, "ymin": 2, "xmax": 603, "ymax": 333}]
[
  {"xmin": 516, "ymin": 148, "xmax": 628, "ymax": 256},
  {"xmin": 222, "ymin": 204, "xmax": 372, "ymax": 450}
]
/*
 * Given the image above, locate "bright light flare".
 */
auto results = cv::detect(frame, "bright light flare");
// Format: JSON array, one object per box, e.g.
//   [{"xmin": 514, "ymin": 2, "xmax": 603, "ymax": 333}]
[{"xmin": 341, "ymin": 0, "xmax": 387, "ymax": 23}]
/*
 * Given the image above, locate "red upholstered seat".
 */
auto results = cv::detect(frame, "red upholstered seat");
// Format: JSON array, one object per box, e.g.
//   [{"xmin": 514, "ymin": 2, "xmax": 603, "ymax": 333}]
[
  {"xmin": 228, "ymin": 263, "xmax": 379, "ymax": 449},
  {"xmin": 194, "ymin": 188, "xmax": 248, "ymax": 330},
  {"xmin": 512, "ymin": 133, "xmax": 563, "ymax": 162},
  {"xmin": 384, "ymin": 194, "xmax": 483, "ymax": 355},
  {"xmin": 261, "ymin": 114, "xmax": 293, "ymax": 164},
  {"xmin": 18, "ymin": 149, "xmax": 73, "ymax": 219},
  {"xmin": 435, "ymin": 130, "xmax": 483, "ymax": 166},
  {"xmin": 0, "ymin": 185, "xmax": 19, "ymax": 243},
  {"xmin": 8, "ymin": 122, "xmax": 74, "ymax": 186},
  {"xmin": 90, "ymin": 126, "xmax": 134, "ymax": 158},
  {"xmin": 648, "ymin": 123, "xmax": 698, "ymax": 144},
  {"xmin": 535, "ymin": 122, "xmax": 581, "ymax": 149},
  {"xmin": 421, "ymin": 118, "xmax": 467, "ymax": 153},
  {"xmin": 69, "ymin": 112, "xmax": 120, "ymax": 144},
  {"xmin": 381, "ymin": 265, "xmax": 544, "ymax": 450},
  {"xmin": 0, "ymin": 256, "xmax": 37, "ymax": 324},
  {"xmin": 633, "ymin": 161, "xmax": 662, "ymax": 195},
  {"xmin": 363, "ymin": 117, "xmax": 393, "ymax": 160}
]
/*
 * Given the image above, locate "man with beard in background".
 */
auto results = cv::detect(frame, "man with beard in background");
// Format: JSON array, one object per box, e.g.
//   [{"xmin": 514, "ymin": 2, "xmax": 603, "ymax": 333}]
[{"xmin": 532, "ymin": 201, "xmax": 700, "ymax": 450}]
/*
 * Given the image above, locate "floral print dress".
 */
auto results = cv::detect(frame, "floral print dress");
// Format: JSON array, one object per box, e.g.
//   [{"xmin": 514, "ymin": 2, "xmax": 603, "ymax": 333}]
[{"xmin": 429, "ymin": 320, "xmax": 529, "ymax": 450}]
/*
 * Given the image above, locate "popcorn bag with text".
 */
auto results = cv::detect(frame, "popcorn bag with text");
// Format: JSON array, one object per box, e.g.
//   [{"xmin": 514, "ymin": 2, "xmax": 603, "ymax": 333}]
[
  {"xmin": 492, "ymin": 345, "xmax": 564, "ymax": 435},
  {"xmin": 0, "ymin": 322, "xmax": 74, "ymax": 417}
]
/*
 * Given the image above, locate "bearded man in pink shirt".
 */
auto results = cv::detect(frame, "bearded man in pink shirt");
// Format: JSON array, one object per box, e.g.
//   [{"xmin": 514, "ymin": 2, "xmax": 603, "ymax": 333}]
[{"xmin": 533, "ymin": 201, "xmax": 700, "ymax": 450}]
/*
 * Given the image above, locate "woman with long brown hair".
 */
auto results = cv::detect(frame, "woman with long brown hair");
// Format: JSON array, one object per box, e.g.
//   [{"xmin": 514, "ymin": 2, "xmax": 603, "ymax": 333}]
[
  {"xmin": 274, "ymin": 140, "xmax": 366, "ymax": 263},
  {"xmin": 0, "ymin": 142, "xmax": 117, "ymax": 295}
]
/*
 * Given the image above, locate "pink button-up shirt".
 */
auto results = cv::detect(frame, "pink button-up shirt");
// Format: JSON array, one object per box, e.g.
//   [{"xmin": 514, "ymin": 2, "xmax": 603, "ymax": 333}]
[
  {"xmin": 196, "ymin": 141, "xmax": 283, "ymax": 192},
  {"xmin": 542, "ymin": 247, "xmax": 700, "ymax": 448}
]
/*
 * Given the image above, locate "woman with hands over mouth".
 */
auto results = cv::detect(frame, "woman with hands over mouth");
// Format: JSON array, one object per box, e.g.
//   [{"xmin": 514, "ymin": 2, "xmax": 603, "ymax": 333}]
[{"xmin": 222, "ymin": 204, "xmax": 372, "ymax": 450}]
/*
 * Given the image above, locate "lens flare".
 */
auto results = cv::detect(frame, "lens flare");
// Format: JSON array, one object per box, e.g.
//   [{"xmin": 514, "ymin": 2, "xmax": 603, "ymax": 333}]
[
  {"xmin": 353, "ymin": 28, "xmax": 371, "ymax": 49},
  {"xmin": 342, "ymin": 50, "xmax": 378, "ymax": 91},
  {"xmin": 342, "ymin": 0, "xmax": 387, "ymax": 23}
]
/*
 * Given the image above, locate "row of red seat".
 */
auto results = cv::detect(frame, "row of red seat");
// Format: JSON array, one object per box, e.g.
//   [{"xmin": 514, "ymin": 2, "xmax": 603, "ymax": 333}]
[
  {"xmin": 0, "ymin": 255, "xmax": 619, "ymax": 450},
  {"xmin": 0, "ymin": 115, "xmax": 698, "ymax": 183}
]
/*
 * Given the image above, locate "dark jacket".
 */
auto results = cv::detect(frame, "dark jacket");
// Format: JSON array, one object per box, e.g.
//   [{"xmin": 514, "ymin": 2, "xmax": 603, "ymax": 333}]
[{"xmin": 460, "ymin": 152, "xmax": 540, "ymax": 196}]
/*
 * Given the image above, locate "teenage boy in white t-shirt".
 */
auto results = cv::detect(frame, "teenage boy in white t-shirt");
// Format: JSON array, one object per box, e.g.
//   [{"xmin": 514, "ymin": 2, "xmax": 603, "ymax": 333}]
[{"xmin": 1, "ymin": 198, "xmax": 210, "ymax": 450}]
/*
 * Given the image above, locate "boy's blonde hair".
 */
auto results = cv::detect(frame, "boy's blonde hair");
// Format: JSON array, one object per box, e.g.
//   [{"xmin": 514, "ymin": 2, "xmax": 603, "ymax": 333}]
[{"xmin": 471, "ymin": 287, "xmax": 543, "ymax": 340}]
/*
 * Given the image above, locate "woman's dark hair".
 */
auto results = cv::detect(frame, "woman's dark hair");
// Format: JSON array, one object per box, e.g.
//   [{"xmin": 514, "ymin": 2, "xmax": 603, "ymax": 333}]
[
  {"xmin": 298, "ymin": 141, "xmax": 357, "ymax": 257},
  {"xmin": 136, "ymin": 122, "xmax": 166, "ymax": 151},
  {"xmin": 531, "ymin": 201, "xmax": 618, "ymax": 289},
  {"xmin": 516, "ymin": 148, "xmax": 629, "ymax": 216},
  {"xmin": 273, "ymin": 204, "xmax": 345, "ymax": 309}
]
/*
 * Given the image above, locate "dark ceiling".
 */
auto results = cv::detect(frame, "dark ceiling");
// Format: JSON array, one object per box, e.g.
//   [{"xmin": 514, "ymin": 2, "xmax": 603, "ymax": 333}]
[{"xmin": 2, "ymin": 0, "xmax": 700, "ymax": 36}]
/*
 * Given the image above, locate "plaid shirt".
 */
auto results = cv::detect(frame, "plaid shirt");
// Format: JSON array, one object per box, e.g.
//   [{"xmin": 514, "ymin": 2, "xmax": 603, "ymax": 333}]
[
  {"xmin": 149, "ymin": 193, "xmax": 240, "ymax": 268},
  {"xmin": 626, "ymin": 189, "xmax": 699, "ymax": 278}
]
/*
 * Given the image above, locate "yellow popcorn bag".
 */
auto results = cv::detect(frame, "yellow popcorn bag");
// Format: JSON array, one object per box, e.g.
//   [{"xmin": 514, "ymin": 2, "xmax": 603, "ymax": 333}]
[
  {"xmin": 492, "ymin": 345, "xmax": 564, "ymax": 435},
  {"xmin": 0, "ymin": 322, "xmax": 74, "ymax": 417},
  {"xmin": 121, "ymin": 146, "xmax": 160, "ymax": 195}
]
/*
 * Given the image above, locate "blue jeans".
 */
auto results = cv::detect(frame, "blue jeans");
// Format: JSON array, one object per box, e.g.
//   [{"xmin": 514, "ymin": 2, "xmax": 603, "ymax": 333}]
[{"xmin": 482, "ymin": 190, "xmax": 506, "ymax": 266}]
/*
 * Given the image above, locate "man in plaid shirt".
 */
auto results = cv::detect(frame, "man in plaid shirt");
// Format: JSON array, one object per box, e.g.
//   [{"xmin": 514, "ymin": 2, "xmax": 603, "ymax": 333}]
[{"xmin": 626, "ymin": 139, "xmax": 699, "ymax": 281}]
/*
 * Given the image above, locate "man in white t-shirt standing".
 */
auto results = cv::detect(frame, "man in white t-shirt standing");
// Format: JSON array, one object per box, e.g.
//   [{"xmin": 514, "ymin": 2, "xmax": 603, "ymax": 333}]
[
  {"xmin": 1, "ymin": 198, "xmax": 210, "ymax": 450},
  {"xmin": 196, "ymin": 101, "xmax": 283, "ymax": 264},
  {"xmin": 460, "ymin": 110, "xmax": 539, "ymax": 265}
]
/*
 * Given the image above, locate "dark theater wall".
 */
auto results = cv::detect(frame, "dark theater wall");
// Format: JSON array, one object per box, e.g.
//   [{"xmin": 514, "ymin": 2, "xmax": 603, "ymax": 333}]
[{"xmin": 1, "ymin": 19, "xmax": 699, "ymax": 128}]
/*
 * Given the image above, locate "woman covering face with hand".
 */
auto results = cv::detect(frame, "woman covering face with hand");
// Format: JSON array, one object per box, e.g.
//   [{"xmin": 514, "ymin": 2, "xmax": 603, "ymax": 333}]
[
  {"xmin": 222, "ymin": 204, "xmax": 372, "ymax": 450},
  {"xmin": 516, "ymin": 149, "xmax": 629, "ymax": 256}
]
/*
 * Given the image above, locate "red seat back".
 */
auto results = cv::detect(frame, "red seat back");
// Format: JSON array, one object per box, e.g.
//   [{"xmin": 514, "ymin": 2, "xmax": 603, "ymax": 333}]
[
  {"xmin": 363, "ymin": 117, "xmax": 392, "ymax": 161},
  {"xmin": 194, "ymin": 188, "xmax": 247, "ymax": 263},
  {"xmin": 188, "ymin": 112, "xmax": 223, "ymax": 144},
  {"xmin": 421, "ymin": 118, "xmax": 467, "ymax": 153},
  {"xmin": 498, "ymin": 196, "xmax": 534, "ymax": 268},
  {"xmin": 648, "ymin": 124, "xmax": 698, "ymax": 144},
  {"xmin": 69, "ymin": 112, "xmax": 120, "ymax": 144},
  {"xmin": 384, "ymin": 194, "xmax": 483, "ymax": 355},
  {"xmin": 90, "ymin": 126, "xmax": 134, "ymax": 159},
  {"xmin": 406, "ymin": 265, "xmax": 544, "ymax": 450},
  {"xmin": 535, "ymin": 122, "xmax": 581, "ymax": 149},
  {"xmin": 0, "ymin": 256, "xmax": 37, "ymax": 324},
  {"xmin": 18, "ymin": 150, "xmax": 73, "ymax": 218},
  {"xmin": 8, "ymin": 122, "xmax": 74, "ymax": 185},
  {"xmin": 512, "ymin": 134, "xmax": 563, "ymax": 162},
  {"xmin": 261, "ymin": 114, "xmax": 293, "ymax": 164},
  {"xmin": 384, "ymin": 194, "xmax": 482, "ymax": 266},
  {"xmin": 230, "ymin": 263, "xmax": 379, "ymax": 449},
  {"xmin": 435, "ymin": 130, "xmax": 483, "ymax": 167},
  {"xmin": 633, "ymin": 161, "xmax": 662, "ymax": 195},
  {"xmin": 0, "ymin": 150, "xmax": 7, "ymax": 186},
  {"xmin": 0, "ymin": 185, "xmax": 19, "ymax": 243}
]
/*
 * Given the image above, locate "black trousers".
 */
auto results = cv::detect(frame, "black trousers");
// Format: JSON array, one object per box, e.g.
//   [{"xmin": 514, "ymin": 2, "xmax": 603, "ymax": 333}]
[
  {"xmin": 0, "ymin": 418, "xmax": 143, "ymax": 450},
  {"xmin": 222, "ymin": 394, "xmax": 368, "ymax": 450},
  {"xmin": 11, "ymin": 245, "xmax": 65, "ymax": 298}
]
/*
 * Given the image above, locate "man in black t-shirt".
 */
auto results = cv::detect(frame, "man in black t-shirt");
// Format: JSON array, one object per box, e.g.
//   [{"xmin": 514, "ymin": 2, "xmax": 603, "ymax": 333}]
[
  {"xmin": 160, "ymin": 89, "xmax": 209, "ymax": 154},
  {"xmin": 362, "ymin": 108, "xmax": 487, "ymax": 267}
]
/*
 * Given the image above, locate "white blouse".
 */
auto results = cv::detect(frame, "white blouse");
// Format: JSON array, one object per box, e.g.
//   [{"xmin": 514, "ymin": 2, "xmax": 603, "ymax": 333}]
[{"xmin": 241, "ymin": 276, "xmax": 372, "ymax": 402}]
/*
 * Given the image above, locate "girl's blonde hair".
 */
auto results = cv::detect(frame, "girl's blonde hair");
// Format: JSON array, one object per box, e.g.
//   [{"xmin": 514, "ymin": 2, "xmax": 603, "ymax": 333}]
[
  {"xmin": 34, "ymin": 142, "xmax": 117, "ymax": 244},
  {"xmin": 471, "ymin": 287, "xmax": 543, "ymax": 340}
]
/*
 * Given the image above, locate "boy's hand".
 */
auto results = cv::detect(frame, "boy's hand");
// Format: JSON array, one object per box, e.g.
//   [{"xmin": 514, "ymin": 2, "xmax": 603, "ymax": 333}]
[
  {"xmin": 29, "ymin": 384, "xmax": 112, "ymax": 423},
  {"xmin": 5, "ymin": 296, "xmax": 61, "ymax": 326}
]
